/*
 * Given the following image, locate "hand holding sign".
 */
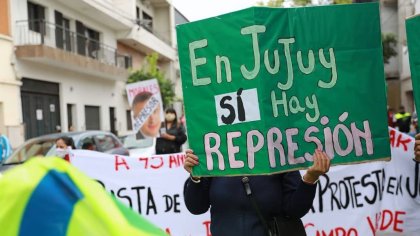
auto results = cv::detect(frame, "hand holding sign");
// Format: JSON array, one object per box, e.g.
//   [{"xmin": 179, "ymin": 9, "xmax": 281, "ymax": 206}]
[
  {"xmin": 414, "ymin": 134, "xmax": 420, "ymax": 162},
  {"xmin": 303, "ymin": 149, "xmax": 331, "ymax": 184},
  {"xmin": 184, "ymin": 149, "xmax": 199, "ymax": 175}
]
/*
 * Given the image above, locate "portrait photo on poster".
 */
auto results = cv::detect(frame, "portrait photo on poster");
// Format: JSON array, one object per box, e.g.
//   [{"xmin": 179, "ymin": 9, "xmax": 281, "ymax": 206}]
[{"xmin": 126, "ymin": 79, "xmax": 164, "ymax": 140}]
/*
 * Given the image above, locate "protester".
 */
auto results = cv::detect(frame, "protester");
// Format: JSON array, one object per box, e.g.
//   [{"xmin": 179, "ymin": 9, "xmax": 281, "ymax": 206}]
[
  {"xmin": 55, "ymin": 136, "xmax": 75, "ymax": 162},
  {"xmin": 0, "ymin": 133, "xmax": 12, "ymax": 163},
  {"xmin": 155, "ymin": 108, "xmax": 187, "ymax": 154},
  {"xmin": 394, "ymin": 105, "xmax": 411, "ymax": 133},
  {"xmin": 131, "ymin": 92, "xmax": 162, "ymax": 139},
  {"xmin": 387, "ymin": 106, "xmax": 396, "ymax": 128},
  {"xmin": 82, "ymin": 142, "xmax": 95, "ymax": 151},
  {"xmin": 183, "ymin": 149, "xmax": 330, "ymax": 236}
]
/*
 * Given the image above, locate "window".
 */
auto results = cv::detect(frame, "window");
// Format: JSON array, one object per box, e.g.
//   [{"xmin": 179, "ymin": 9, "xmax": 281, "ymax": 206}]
[
  {"xmin": 136, "ymin": 7, "xmax": 140, "ymax": 22},
  {"xmin": 28, "ymin": 2, "xmax": 45, "ymax": 33},
  {"xmin": 93, "ymin": 134, "xmax": 118, "ymax": 152},
  {"xmin": 84, "ymin": 105, "xmax": 100, "ymax": 130},
  {"xmin": 79, "ymin": 137, "xmax": 96, "ymax": 150},
  {"xmin": 142, "ymin": 11, "xmax": 153, "ymax": 32},
  {"xmin": 55, "ymin": 11, "xmax": 71, "ymax": 51},
  {"xmin": 76, "ymin": 21, "xmax": 100, "ymax": 58},
  {"xmin": 126, "ymin": 110, "xmax": 133, "ymax": 130},
  {"xmin": 86, "ymin": 27, "xmax": 100, "ymax": 58}
]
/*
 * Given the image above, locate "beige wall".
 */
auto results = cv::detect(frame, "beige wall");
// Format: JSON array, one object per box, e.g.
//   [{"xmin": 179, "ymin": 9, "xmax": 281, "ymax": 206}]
[
  {"xmin": 0, "ymin": 37, "xmax": 24, "ymax": 147},
  {"xmin": 117, "ymin": 42, "xmax": 147, "ymax": 70},
  {"xmin": 401, "ymin": 78, "xmax": 415, "ymax": 112},
  {"xmin": 0, "ymin": 0, "xmax": 10, "ymax": 36},
  {"xmin": 386, "ymin": 79, "xmax": 401, "ymax": 111},
  {"xmin": 117, "ymin": 42, "xmax": 173, "ymax": 79}
]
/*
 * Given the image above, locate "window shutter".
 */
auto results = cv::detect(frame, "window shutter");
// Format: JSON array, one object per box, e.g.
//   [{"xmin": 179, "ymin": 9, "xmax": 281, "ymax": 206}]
[
  {"xmin": 55, "ymin": 11, "xmax": 64, "ymax": 49},
  {"xmin": 76, "ymin": 21, "xmax": 86, "ymax": 55}
]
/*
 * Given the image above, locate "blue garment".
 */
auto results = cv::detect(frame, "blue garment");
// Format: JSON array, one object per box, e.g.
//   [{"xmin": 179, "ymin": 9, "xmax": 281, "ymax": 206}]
[
  {"xmin": 0, "ymin": 135, "xmax": 12, "ymax": 162},
  {"xmin": 184, "ymin": 172, "xmax": 316, "ymax": 236}
]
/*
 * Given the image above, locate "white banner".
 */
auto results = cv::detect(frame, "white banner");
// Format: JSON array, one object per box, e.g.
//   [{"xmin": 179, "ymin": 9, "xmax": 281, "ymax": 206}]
[
  {"xmin": 70, "ymin": 151, "xmax": 211, "ymax": 236},
  {"xmin": 302, "ymin": 128, "xmax": 420, "ymax": 236},
  {"xmin": 70, "ymin": 128, "xmax": 419, "ymax": 236}
]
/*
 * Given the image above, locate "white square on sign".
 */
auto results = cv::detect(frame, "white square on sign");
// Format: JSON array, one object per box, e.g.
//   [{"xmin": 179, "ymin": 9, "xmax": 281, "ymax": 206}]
[{"xmin": 214, "ymin": 88, "xmax": 260, "ymax": 126}]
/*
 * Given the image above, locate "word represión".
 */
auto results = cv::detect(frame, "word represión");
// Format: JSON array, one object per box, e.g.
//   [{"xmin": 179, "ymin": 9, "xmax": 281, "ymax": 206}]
[{"xmin": 204, "ymin": 113, "xmax": 373, "ymax": 171}]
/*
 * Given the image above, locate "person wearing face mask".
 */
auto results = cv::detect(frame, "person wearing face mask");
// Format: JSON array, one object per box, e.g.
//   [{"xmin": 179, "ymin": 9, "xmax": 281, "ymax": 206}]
[
  {"xmin": 155, "ymin": 108, "xmax": 187, "ymax": 154},
  {"xmin": 55, "ymin": 136, "xmax": 75, "ymax": 162}
]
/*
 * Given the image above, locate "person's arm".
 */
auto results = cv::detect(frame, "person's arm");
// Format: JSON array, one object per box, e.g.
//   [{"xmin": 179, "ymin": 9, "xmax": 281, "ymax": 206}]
[
  {"xmin": 183, "ymin": 149, "xmax": 210, "ymax": 214},
  {"xmin": 161, "ymin": 126, "xmax": 187, "ymax": 145},
  {"xmin": 280, "ymin": 171, "xmax": 316, "ymax": 218},
  {"xmin": 281, "ymin": 150, "xmax": 330, "ymax": 218},
  {"xmin": 174, "ymin": 126, "xmax": 187, "ymax": 145},
  {"xmin": 183, "ymin": 176, "xmax": 211, "ymax": 215}
]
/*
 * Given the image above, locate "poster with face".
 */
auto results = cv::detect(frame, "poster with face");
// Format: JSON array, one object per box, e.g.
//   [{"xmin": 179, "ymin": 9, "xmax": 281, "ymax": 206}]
[{"xmin": 126, "ymin": 79, "xmax": 164, "ymax": 139}]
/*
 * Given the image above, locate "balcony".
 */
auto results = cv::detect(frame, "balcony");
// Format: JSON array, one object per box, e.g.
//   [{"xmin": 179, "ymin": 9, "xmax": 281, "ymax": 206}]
[
  {"xmin": 54, "ymin": 0, "xmax": 132, "ymax": 30},
  {"xmin": 14, "ymin": 20, "xmax": 132, "ymax": 81},
  {"xmin": 118, "ymin": 21, "xmax": 176, "ymax": 62}
]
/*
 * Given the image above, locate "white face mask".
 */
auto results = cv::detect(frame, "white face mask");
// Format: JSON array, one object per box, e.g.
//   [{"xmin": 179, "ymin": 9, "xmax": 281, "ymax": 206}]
[
  {"xmin": 55, "ymin": 148, "xmax": 69, "ymax": 158},
  {"xmin": 165, "ymin": 113, "xmax": 176, "ymax": 122}
]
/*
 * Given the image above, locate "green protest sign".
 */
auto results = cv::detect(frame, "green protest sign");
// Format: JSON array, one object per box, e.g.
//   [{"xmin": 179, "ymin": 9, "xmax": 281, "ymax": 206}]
[
  {"xmin": 177, "ymin": 3, "xmax": 390, "ymax": 177},
  {"xmin": 406, "ymin": 15, "xmax": 420, "ymax": 114}
]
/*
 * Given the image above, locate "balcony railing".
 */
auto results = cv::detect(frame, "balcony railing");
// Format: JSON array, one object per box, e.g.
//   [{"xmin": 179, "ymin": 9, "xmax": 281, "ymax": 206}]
[
  {"xmin": 15, "ymin": 20, "xmax": 132, "ymax": 69},
  {"xmin": 136, "ymin": 19, "xmax": 171, "ymax": 46}
]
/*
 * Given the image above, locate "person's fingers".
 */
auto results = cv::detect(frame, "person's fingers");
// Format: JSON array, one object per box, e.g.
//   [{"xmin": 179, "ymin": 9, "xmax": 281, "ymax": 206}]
[
  {"xmin": 187, "ymin": 153, "xmax": 199, "ymax": 162},
  {"xmin": 415, "ymin": 133, "xmax": 420, "ymax": 140},
  {"xmin": 415, "ymin": 140, "xmax": 420, "ymax": 151},
  {"xmin": 184, "ymin": 159, "xmax": 198, "ymax": 174},
  {"xmin": 313, "ymin": 149, "xmax": 321, "ymax": 170},
  {"xmin": 320, "ymin": 152, "xmax": 330, "ymax": 173},
  {"xmin": 184, "ymin": 154, "xmax": 199, "ymax": 166},
  {"xmin": 185, "ymin": 149, "xmax": 193, "ymax": 154}
]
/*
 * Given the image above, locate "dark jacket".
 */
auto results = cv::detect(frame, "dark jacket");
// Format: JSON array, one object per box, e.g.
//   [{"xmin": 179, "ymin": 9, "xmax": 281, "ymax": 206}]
[
  {"xmin": 155, "ymin": 123, "xmax": 187, "ymax": 154},
  {"xmin": 184, "ymin": 172, "xmax": 316, "ymax": 236}
]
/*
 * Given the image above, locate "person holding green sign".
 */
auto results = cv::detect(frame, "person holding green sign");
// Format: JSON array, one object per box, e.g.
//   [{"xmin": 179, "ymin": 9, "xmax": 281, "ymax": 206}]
[
  {"xmin": 413, "ymin": 134, "xmax": 420, "ymax": 163},
  {"xmin": 183, "ymin": 149, "xmax": 330, "ymax": 236}
]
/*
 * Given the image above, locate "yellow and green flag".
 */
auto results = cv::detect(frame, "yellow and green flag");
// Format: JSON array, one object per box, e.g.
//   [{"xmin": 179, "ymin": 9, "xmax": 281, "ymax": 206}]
[{"xmin": 0, "ymin": 157, "xmax": 167, "ymax": 236}]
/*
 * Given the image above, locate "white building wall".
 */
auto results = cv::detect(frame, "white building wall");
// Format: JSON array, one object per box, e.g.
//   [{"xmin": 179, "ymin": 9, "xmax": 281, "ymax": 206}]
[
  {"xmin": 8, "ymin": 0, "xmax": 135, "ymax": 142},
  {"xmin": 113, "ymin": 0, "xmax": 135, "ymax": 17},
  {"xmin": 0, "ymin": 35, "xmax": 24, "ymax": 147},
  {"xmin": 6, "ymin": 0, "xmax": 178, "ymax": 143},
  {"xmin": 155, "ymin": 6, "xmax": 172, "ymax": 44},
  {"xmin": 381, "ymin": 3, "xmax": 399, "ymax": 77},
  {"xmin": 16, "ymin": 61, "xmax": 128, "ymax": 133}
]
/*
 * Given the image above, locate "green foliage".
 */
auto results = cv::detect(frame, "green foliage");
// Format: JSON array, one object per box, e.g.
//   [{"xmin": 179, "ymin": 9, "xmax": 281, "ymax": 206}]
[
  {"xmin": 256, "ymin": 0, "xmax": 284, "ymax": 6},
  {"xmin": 333, "ymin": 0, "xmax": 352, "ymax": 4},
  {"xmin": 127, "ymin": 53, "xmax": 175, "ymax": 107},
  {"xmin": 293, "ymin": 0, "xmax": 311, "ymax": 6},
  {"xmin": 382, "ymin": 33, "xmax": 397, "ymax": 64}
]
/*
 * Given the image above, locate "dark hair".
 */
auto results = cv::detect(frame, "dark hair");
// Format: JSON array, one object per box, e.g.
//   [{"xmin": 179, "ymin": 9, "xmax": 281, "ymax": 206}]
[
  {"xmin": 132, "ymin": 91, "xmax": 153, "ymax": 107},
  {"xmin": 56, "ymin": 136, "xmax": 76, "ymax": 149},
  {"xmin": 82, "ymin": 142, "xmax": 94, "ymax": 150},
  {"xmin": 165, "ymin": 107, "xmax": 179, "ymax": 127}
]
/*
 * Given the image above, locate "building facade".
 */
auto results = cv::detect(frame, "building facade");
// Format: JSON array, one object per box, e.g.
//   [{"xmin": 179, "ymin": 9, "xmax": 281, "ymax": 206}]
[
  {"xmin": 0, "ymin": 0, "xmax": 24, "ymax": 148},
  {"xmin": 2, "ymin": 0, "xmax": 178, "ymax": 146}
]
